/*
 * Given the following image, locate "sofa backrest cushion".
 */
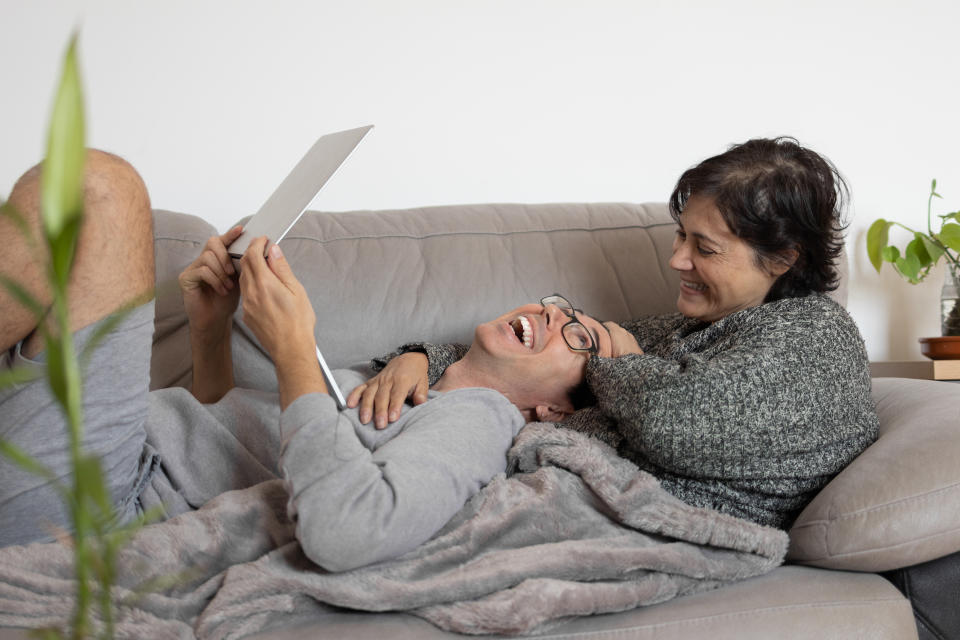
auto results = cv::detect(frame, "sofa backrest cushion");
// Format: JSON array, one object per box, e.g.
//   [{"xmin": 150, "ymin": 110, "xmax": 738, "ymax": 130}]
[
  {"xmin": 153, "ymin": 203, "xmax": 680, "ymax": 389},
  {"xmin": 151, "ymin": 202, "xmax": 848, "ymax": 391}
]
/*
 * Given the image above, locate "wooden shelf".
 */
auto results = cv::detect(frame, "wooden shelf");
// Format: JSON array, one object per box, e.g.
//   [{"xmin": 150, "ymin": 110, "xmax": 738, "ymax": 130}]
[{"xmin": 870, "ymin": 360, "xmax": 960, "ymax": 381}]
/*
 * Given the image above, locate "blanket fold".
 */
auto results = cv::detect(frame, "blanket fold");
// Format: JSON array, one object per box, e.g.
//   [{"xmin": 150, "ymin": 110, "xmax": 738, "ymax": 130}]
[{"xmin": 0, "ymin": 424, "xmax": 787, "ymax": 638}]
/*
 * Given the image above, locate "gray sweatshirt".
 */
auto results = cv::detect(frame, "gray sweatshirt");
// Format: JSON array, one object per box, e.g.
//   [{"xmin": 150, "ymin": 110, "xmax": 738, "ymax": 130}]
[
  {"xmin": 137, "ymin": 369, "xmax": 523, "ymax": 572},
  {"xmin": 279, "ymin": 370, "xmax": 525, "ymax": 572}
]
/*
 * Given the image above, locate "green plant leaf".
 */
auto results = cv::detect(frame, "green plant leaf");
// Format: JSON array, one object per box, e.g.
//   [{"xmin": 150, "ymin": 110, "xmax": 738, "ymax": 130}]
[
  {"xmin": 939, "ymin": 211, "xmax": 960, "ymax": 223},
  {"xmin": 895, "ymin": 251, "xmax": 922, "ymax": 282},
  {"xmin": 75, "ymin": 453, "xmax": 112, "ymax": 523},
  {"xmin": 882, "ymin": 246, "xmax": 900, "ymax": 263},
  {"xmin": 48, "ymin": 216, "xmax": 81, "ymax": 290},
  {"xmin": 42, "ymin": 335, "xmax": 69, "ymax": 409},
  {"xmin": 921, "ymin": 235, "xmax": 945, "ymax": 264},
  {"xmin": 906, "ymin": 235, "xmax": 933, "ymax": 270},
  {"xmin": 1, "ymin": 201, "xmax": 45, "ymax": 261},
  {"xmin": 0, "ymin": 439, "xmax": 58, "ymax": 483},
  {"xmin": 0, "ymin": 364, "xmax": 41, "ymax": 389},
  {"xmin": 866, "ymin": 219, "xmax": 893, "ymax": 272},
  {"xmin": 1, "ymin": 200, "xmax": 31, "ymax": 238},
  {"xmin": 0, "ymin": 275, "xmax": 47, "ymax": 320},
  {"xmin": 41, "ymin": 35, "xmax": 85, "ymax": 242},
  {"xmin": 104, "ymin": 505, "xmax": 161, "ymax": 558},
  {"xmin": 79, "ymin": 293, "xmax": 153, "ymax": 365},
  {"xmin": 940, "ymin": 223, "xmax": 960, "ymax": 252},
  {"xmin": 80, "ymin": 311, "xmax": 129, "ymax": 367}
]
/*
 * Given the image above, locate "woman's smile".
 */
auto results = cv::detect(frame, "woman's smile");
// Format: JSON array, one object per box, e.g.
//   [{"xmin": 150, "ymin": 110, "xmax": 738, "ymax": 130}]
[{"xmin": 679, "ymin": 279, "xmax": 708, "ymax": 294}]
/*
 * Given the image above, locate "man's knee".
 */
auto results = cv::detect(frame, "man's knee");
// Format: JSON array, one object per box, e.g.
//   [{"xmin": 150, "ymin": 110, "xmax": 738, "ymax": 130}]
[
  {"xmin": 66, "ymin": 150, "xmax": 155, "ymax": 338},
  {"xmin": 73, "ymin": 149, "xmax": 155, "ymax": 291},
  {"xmin": 1, "ymin": 150, "xmax": 155, "ymax": 355}
]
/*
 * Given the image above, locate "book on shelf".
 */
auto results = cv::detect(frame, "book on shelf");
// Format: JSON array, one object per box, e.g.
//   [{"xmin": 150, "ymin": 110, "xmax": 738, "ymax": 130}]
[{"xmin": 870, "ymin": 360, "xmax": 960, "ymax": 381}]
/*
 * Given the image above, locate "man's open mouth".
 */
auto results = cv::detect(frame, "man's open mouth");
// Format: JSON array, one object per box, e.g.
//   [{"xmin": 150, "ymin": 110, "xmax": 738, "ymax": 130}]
[{"xmin": 510, "ymin": 316, "xmax": 533, "ymax": 348}]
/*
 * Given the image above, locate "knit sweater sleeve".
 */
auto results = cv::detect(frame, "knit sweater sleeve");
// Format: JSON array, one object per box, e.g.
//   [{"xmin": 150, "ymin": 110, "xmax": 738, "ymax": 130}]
[
  {"xmin": 587, "ymin": 296, "xmax": 878, "ymax": 527},
  {"xmin": 372, "ymin": 343, "xmax": 470, "ymax": 386},
  {"xmin": 616, "ymin": 313, "xmax": 688, "ymax": 351}
]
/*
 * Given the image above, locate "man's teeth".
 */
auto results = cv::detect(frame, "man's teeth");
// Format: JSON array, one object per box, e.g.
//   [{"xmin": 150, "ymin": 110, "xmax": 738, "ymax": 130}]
[
  {"xmin": 513, "ymin": 316, "xmax": 533, "ymax": 348},
  {"xmin": 683, "ymin": 280, "xmax": 707, "ymax": 292},
  {"xmin": 519, "ymin": 316, "xmax": 532, "ymax": 347}
]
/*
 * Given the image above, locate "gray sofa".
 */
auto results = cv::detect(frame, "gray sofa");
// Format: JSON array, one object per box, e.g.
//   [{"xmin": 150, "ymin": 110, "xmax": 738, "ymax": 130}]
[{"xmin": 143, "ymin": 201, "xmax": 959, "ymax": 639}]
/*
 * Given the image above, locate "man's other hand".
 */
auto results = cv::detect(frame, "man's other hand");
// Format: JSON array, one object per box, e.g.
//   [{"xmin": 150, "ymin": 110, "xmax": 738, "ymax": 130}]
[{"xmin": 179, "ymin": 226, "xmax": 243, "ymax": 339}]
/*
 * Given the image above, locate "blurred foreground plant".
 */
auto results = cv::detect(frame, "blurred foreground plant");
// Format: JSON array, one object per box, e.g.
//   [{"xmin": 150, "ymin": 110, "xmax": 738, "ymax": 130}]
[{"xmin": 0, "ymin": 35, "xmax": 154, "ymax": 639}]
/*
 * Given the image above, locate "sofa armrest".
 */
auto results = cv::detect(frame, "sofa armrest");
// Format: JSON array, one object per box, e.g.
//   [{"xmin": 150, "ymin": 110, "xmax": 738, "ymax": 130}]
[{"xmin": 788, "ymin": 377, "xmax": 960, "ymax": 571}]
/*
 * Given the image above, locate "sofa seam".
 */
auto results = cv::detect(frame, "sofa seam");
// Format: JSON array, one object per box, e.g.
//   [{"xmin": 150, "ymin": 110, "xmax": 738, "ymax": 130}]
[
  {"xmin": 154, "ymin": 235, "xmax": 206, "ymax": 245},
  {"xmin": 529, "ymin": 597, "xmax": 910, "ymax": 638},
  {"xmin": 795, "ymin": 479, "xmax": 960, "ymax": 526},
  {"xmin": 282, "ymin": 222, "xmax": 676, "ymax": 244},
  {"xmin": 796, "ymin": 526, "xmax": 960, "ymax": 562}
]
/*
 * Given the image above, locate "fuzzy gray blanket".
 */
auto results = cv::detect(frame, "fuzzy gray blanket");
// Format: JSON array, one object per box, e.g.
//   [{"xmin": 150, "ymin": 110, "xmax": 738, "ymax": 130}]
[{"xmin": 0, "ymin": 424, "xmax": 788, "ymax": 638}]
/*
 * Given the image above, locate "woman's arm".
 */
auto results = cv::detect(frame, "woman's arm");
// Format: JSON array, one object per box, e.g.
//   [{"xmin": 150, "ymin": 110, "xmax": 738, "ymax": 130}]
[
  {"xmin": 588, "ymin": 300, "xmax": 877, "ymax": 481},
  {"xmin": 371, "ymin": 342, "xmax": 470, "ymax": 384}
]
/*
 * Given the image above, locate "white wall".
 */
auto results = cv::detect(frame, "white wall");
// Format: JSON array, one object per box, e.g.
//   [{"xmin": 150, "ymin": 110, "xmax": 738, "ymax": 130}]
[{"xmin": 4, "ymin": 0, "xmax": 960, "ymax": 361}]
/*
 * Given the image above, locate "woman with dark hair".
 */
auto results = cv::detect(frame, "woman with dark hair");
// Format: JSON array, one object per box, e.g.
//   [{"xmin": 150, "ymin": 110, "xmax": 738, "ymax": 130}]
[{"xmin": 351, "ymin": 137, "xmax": 879, "ymax": 530}]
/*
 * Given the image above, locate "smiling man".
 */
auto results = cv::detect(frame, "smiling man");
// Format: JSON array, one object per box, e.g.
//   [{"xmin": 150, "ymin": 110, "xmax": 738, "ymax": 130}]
[{"xmin": 178, "ymin": 231, "xmax": 612, "ymax": 572}]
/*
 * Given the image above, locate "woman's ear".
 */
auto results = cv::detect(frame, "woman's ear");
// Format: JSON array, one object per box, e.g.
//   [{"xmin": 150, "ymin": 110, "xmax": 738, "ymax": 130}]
[{"xmin": 768, "ymin": 248, "xmax": 799, "ymax": 277}]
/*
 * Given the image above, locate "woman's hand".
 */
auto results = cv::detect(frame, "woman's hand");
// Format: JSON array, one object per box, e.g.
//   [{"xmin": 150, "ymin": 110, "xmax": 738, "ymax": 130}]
[
  {"xmin": 179, "ymin": 226, "xmax": 243, "ymax": 339},
  {"xmin": 346, "ymin": 352, "xmax": 429, "ymax": 428},
  {"xmin": 238, "ymin": 237, "xmax": 316, "ymax": 361},
  {"xmin": 603, "ymin": 321, "xmax": 644, "ymax": 357}
]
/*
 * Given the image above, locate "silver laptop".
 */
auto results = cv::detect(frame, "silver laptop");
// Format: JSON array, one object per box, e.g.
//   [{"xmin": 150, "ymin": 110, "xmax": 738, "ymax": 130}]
[
  {"xmin": 229, "ymin": 125, "xmax": 373, "ymax": 410},
  {"xmin": 228, "ymin": 124, "xmax": 373, "ymax": 259}
]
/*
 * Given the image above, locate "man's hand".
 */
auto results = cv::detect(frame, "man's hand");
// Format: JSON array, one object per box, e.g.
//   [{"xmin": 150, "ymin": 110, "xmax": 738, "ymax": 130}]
[
  {"xmin": 239, "ymin": 237, "xmax": 317, "ymax": 361},
  {"xmin": 179, "ymin": 226, "xmax": 243, "ymax": 339},
  {"xmin": 603, "ymin": 321, "xmax": 644, "ymax": 357},
  {"xmin": 239, "ymin": 237, "xmax": 324, "ymax": 410},
  {"xmin": 180, "ymin": 226, "xmax": 244, "ymax": 403},
  {"xmin": 346, "ymin": 352, "xmax": 429, "ymax": 428}
]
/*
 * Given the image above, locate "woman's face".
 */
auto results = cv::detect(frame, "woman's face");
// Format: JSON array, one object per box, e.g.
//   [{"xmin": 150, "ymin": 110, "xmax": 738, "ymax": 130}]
[{"xmin": 669, "ymin": 195, "xmax": 789, "ymax": 323}]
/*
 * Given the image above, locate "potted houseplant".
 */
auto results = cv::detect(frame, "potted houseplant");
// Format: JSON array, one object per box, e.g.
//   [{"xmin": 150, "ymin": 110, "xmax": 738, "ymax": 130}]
[{"xmin": 867, "ymin": 180, "xmax": 960, "ymax": 338}]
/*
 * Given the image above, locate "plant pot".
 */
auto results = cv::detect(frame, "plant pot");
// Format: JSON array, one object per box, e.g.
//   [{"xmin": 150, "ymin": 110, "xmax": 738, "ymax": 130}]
[
  {"xmin": 943, "ymin": 263, "xmax": 960, "ymax": 337},
  {"xmin": 919, "ymin": 336, "xmax": 960, "ymax": 359}
]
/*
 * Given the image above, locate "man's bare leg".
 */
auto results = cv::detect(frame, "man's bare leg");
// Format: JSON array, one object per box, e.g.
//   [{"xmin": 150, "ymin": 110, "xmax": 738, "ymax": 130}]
[{"xmin": 0, "ymin": 149, "xmax": 154, "ymax": 357}]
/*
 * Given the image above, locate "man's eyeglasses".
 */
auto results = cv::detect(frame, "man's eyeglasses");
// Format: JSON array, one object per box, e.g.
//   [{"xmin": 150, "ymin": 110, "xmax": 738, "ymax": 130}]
[{"xmin": 540, "ymin": 294, "xmax": 598, "ymax": 355}]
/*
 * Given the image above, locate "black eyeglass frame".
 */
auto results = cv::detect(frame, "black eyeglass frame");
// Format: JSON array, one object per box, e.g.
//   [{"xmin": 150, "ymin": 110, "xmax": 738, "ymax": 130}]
[{"xmin": 540, "ymin": 293, "xmax": 598, "ymax": 356}]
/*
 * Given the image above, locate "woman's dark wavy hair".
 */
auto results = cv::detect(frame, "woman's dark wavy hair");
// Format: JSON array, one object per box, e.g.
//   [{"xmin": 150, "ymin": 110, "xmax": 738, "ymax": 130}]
[{"xmin": 668, "ymin": 137, "xmax": 848, "ymax": 301}]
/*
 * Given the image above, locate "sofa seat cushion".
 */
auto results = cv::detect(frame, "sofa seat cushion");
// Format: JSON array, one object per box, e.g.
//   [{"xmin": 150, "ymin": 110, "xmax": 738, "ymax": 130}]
[
  {"xmin": 788, "ymin": 377, "xmax": 960, "ymax": 571},
  {"xmin": 244, "ymin": 566, "xmax": 914, "ymax": 640}
]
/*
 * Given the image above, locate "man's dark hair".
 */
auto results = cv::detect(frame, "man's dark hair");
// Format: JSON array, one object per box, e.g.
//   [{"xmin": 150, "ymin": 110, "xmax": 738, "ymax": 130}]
[{"xmin": 668, "ymin": 137, "xmax": 848, "ymax": 301}]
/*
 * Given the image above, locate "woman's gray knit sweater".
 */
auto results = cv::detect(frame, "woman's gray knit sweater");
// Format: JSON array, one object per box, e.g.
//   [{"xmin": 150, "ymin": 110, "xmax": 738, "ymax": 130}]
[{"xmin": 375, "ymin": 294, "xmax": 879, "ymax": 530}]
